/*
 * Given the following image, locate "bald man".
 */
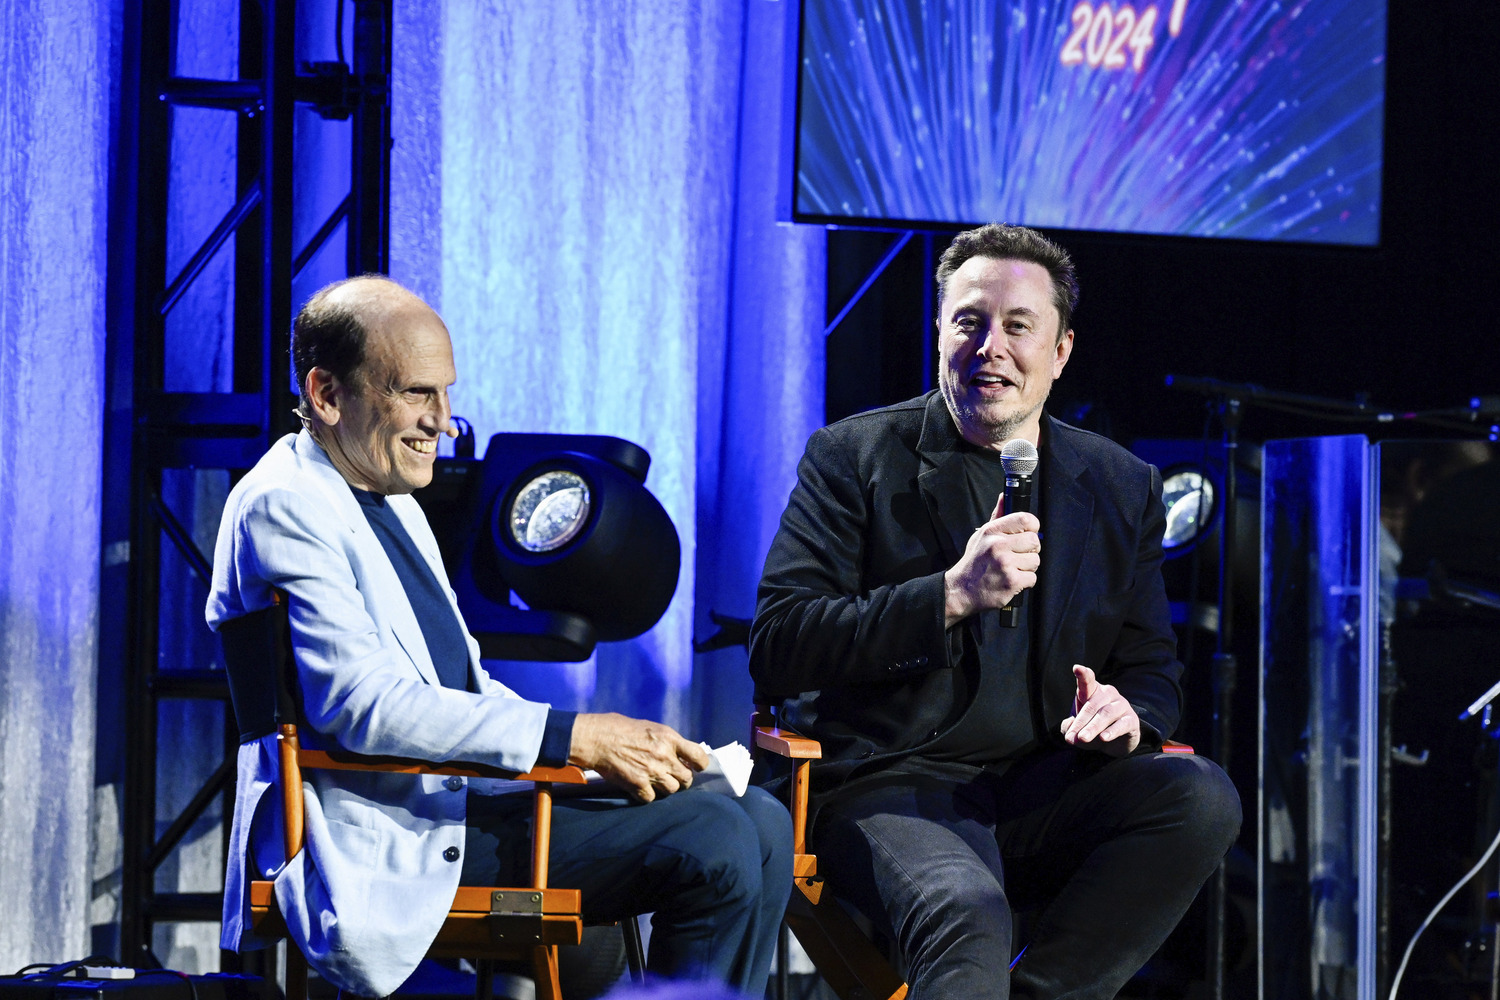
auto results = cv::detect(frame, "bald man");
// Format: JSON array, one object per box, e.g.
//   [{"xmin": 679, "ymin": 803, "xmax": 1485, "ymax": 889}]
[{"xmin": 208, "ymin": 276, "xmax": 790, "ymax": 998}]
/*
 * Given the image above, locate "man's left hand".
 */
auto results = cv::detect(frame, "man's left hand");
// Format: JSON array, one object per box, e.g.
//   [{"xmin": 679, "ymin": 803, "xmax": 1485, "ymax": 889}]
[
  {"xmin": 569, "ymin": 713, "xmax": 709, "ymax": 803},
  {"xmin": 1060, "ymin": 664, "xmax": 1141, "ymax": 757}
]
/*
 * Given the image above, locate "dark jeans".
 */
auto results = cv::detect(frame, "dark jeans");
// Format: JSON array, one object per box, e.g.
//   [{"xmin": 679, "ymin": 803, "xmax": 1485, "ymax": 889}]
[
  {"xmin": 462, "ymin": 785, "xmax": 792, "ymax": 995},
  {"xmin": 814, "ymin": 749, "xmax": 1241, "ymax": 1000}
]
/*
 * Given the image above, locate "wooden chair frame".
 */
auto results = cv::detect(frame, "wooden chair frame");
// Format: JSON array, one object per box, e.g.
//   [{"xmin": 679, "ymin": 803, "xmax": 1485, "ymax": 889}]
[
  {"xmin": 247, "ymin": 725, "xmax": 589, "ymax": 1000},
  {"xmin": 751, "ymin": 705, "xmax": 908, "ymax": 1000},
  {"xmin": 221, "ymin": 594, "xmax": 639, "ymax": 1000}
]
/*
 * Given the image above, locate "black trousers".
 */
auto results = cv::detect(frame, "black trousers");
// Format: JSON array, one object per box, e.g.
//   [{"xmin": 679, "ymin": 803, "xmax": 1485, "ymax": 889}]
[
  {"xmin": 813, "ymin": 748, "xmax": 1241, "ymax": 1000},
  {"xmin": 462, "ymin": 786, "xmax": 792, "ymax": 995}
]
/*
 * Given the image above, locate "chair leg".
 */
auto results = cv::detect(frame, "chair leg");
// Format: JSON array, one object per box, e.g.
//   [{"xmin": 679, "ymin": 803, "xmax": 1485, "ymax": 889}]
[
  {"xmin": 776, "ymin": 922, "xmax": 790, "ymax": 1000},
  {"xmin": 622, "ymin": 916, "xmax": 646, "ymax": 985},
  {"xmin": 532, "ymin": 945, "xmax": 562, "ymax": 1000},
  {"xmin": 784, "ymin": 888, "xmax": 908, "ymax": 1000},
  {"xmin": 284, "ymin": 941, "xmax": 308, "ymax": 1000},
  {"xmin": 474, "ymin": 959, "xmax": 494, "ymax": 1000}
]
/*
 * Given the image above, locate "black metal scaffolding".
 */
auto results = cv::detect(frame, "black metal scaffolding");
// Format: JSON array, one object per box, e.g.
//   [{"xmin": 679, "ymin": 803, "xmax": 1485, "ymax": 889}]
[{"xmin": 112, "ymin": 0, "xmax": 392, "ymax": 967}]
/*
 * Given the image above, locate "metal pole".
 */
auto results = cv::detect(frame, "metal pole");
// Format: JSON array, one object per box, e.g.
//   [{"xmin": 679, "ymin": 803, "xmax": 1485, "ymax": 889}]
[
  {"xmin": 120, "ymin": 0, "xmax": 172, "ymax": 963},
  {"xmin": 1207, "ymin": 396, "xmax": 1243, "ymax": 1000},
  {"xmin": 349, "ymin": 0, "xmax": 393, "ymax": 276}
]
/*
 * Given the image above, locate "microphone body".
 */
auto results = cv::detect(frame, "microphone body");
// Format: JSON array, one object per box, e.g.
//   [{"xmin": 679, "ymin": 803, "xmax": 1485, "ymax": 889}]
[{"xmin": 998, "ymin": 439, "xmax": 1039, "ymax": 628}]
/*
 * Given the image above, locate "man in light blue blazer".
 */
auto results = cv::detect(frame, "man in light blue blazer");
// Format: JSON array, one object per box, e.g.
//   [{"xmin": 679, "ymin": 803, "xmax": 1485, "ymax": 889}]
[{"xmin": 207, "ymin": 276, "xmax": 790, "ymax": 998}]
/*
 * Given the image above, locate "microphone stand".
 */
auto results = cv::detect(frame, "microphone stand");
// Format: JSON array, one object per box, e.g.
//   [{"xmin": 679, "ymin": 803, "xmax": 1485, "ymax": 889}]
[
  {"xmin": 1163, "ymin": 375, "xmax": 1500, "ymax": 438},
  {"xmin": 1207, "ymin": 393, "xmax": 1242, "ymax": 1000}
]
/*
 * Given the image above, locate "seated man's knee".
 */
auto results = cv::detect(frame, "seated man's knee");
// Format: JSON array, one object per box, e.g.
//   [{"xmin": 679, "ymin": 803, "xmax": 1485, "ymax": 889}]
[
  {"xmin": 737, "ymin": 786, "xmax": 793, "ymax": 865},
  {"xmin": 665, "ymin": 793, "xmax": 768, "ymax": 902},
  {"xmin": 857, "ymin": 842, "xmax": 1011, "ymax": 945},
  {"xmin": 902, "ymin": 872, "xmax": 1012, "ymax": 961},
  {"xmin": 1161, "ymin": 754, "xmax": 1242, "ymax": 849},
  {"xmin": 926, "ymin": 873, "xmax": 1010, "ymax": 919}
]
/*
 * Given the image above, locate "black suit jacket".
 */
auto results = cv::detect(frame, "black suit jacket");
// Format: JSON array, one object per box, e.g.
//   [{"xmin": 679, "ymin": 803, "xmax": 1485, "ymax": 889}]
[{"xmin": 750, "ymin": 391, "xmax": 1183, "ymax": 789}]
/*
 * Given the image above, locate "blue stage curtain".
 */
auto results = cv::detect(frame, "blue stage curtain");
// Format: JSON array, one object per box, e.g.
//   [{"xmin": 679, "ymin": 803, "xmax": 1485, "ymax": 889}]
[
  {"xmin": 390, "ymin": 1, "xmax": 825, "ymax": 743},
  {"xmin": 0, "ymin": 0, "xmax": 112, "ymax": 969},
  {"xmin": 0, "ymin": 0, "xmax": 821, "ymax": 973}
]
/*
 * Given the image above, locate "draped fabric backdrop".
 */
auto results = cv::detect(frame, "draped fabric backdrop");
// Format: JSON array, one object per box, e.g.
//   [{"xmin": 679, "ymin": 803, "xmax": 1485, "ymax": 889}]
[
  {"xmin": 0, "ymin": 0, "xmax": 822, "ymax": 971},
  {"xmin": 391, "ymin": 1, "xmax": 825, "ymax": 744},
  {"xmin": 0, "ymin": 0, "xmax": 111, "ymax": 970}
]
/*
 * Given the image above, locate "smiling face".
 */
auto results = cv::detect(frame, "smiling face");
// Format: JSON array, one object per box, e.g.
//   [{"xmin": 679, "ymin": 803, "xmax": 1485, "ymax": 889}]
[
  {"xmin": 306, "ymin": 282, "xmax": 456, "ymax": 495},
  {"xmin": 937, "ymin": 255, "xmax": 1074, "ymax": 449}
]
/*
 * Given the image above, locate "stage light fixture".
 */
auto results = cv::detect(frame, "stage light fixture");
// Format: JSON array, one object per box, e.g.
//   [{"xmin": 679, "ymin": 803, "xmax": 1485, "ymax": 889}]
[
  {"xmin": 415, "ymin": 433, "xmax": 680, "ymax": 662},
  {"xmin": 1161, "ymin": 465, "xmax": 1217, "ymax": 554}
]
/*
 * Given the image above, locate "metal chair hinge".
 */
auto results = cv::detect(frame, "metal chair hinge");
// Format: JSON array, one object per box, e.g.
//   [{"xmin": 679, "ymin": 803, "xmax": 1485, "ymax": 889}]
[{"xmin": 490, "ymin": 890, "xmax": 544, "ymax": 915}]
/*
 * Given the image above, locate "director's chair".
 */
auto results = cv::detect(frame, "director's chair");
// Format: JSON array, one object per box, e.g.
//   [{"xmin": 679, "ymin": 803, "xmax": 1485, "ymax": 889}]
[{"xmin": 219, "ymin": 591, "xmax": 642, "ymax": 1000}]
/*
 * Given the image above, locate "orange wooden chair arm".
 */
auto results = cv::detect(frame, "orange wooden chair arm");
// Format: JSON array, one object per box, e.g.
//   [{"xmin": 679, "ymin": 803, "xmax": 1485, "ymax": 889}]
[
  {"xmin": 752, "ymin": 726, "xmax": 823, "ymax": 760},
  {"xmin": 296, "ymin": 747, "xmax": 588, "ymax": 784},
  {"xmin": 276, "ymin": 725, "xmax": 576, "ymax": 887},
  {"xmin": 750, "ymin": 716, "xmax": 821, "ymax": 865}
]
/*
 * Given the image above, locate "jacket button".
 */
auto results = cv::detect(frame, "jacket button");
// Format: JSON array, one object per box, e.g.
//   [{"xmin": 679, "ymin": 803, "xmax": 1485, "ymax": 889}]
[
  {"xmin": 443, "ymin": 846, "xmax": 460, "ymax": 862},
  {"xmin": 915, "ymin": 655, "xmax": 928, "ymax": 666},
  {"xmin": 444, "ymin": 776, "xmax": 464, "ymax": 792}
]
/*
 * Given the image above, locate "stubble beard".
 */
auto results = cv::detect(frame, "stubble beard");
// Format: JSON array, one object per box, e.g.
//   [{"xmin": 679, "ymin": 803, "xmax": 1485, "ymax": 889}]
[{"xmin": 950, "ymin": 392, "xmax": 1048, "ymax": 448}]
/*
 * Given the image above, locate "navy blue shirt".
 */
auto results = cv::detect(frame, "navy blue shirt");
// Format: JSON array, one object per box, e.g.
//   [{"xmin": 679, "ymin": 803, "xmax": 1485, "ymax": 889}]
[{"xmin": 351, "ymin": 487, "xmax": 575, "ymax": 767}]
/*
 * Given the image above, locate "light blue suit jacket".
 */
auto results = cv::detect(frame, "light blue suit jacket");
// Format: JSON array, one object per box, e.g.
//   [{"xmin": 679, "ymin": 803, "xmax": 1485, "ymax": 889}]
[{"xmin": 207, "ymin": 431, "xmax": 554, "ymax": 996}]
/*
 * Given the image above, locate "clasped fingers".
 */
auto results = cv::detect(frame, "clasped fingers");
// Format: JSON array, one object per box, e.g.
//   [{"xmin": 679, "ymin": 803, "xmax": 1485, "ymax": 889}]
[{"xmin": 970, "ymin": 527, "xmax": 1041, "ymax": 588}]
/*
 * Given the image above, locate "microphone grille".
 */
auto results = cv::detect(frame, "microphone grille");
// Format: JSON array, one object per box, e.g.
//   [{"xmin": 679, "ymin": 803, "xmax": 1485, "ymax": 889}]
[{"xmin": 999, "ymin": 438, "xmax": 1039, "ymax": 476}]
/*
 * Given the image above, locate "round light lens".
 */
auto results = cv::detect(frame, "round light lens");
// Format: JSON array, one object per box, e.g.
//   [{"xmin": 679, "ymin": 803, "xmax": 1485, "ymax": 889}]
[
  {"xmin": 1161, "ymin": 471, "xmax": 1215, "ymax": 550},
  {"xmin": 509, "ymin": 471, "xmax": 591, "ymax": 553}
]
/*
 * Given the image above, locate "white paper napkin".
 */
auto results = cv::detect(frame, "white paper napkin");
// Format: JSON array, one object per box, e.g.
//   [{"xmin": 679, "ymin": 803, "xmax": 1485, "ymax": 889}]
[{"xmin": 692, "ymin": 741, "xmax": 753, "ymax": 797}]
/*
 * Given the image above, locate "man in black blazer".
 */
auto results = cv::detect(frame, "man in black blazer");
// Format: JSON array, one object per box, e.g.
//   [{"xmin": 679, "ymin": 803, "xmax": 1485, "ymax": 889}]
[{"xmin": 751, "ymin": 225, "xmax": 1240, "ymax": 998}]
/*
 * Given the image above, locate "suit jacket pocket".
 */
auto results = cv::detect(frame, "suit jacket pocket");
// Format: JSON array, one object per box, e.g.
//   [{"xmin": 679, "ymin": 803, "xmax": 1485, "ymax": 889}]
[{"xmin": 311, "ymin": 818, "xmax": 382, "ymax": 952}]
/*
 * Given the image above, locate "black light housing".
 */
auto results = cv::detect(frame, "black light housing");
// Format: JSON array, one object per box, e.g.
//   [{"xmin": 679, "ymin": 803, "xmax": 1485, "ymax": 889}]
[{"xmin": 414, "ymin": 433, "xmax": 681, "ymax": 662}]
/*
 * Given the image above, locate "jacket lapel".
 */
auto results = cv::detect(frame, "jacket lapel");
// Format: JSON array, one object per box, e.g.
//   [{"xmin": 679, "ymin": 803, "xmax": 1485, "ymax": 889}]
[
  {"xmin": 391, "ymin": 496, "xmax": 475, "ymax": 681},
  {"xmin": 294, "ymin": 432, "xmax": 444, "ymax": 689},
  {"xmin": 1034, "ymin": 416, "xmax": 1094, "ymax": 680},
  {"xmin": 915, "ymin": 392, "xmax": 977, "ymax": 564}
]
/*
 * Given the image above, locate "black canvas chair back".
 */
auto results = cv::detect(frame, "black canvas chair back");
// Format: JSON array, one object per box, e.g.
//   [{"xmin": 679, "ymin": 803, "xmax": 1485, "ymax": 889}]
[{"xmin": 218, "ymin": 593, "xmax": 301, "ymax": 744}]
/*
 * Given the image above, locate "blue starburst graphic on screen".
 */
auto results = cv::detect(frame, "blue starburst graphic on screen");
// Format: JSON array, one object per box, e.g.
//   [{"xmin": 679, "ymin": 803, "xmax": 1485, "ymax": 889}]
[{"xmin": 795, "ymin": 0, "xmax": 1385, "ymax": 244}]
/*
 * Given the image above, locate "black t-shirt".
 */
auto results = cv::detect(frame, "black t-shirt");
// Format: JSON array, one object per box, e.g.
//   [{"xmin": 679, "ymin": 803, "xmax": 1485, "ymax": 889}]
[{"xmin": 922, "ymin": 445, "xmax": 1042, "ymax": 764}]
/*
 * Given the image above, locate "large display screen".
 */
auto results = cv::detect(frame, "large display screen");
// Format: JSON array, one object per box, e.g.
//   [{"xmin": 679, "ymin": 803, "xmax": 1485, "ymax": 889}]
[{"xmin": 792, "ymin": 0, "xmax": 1386, "ymax": 245}]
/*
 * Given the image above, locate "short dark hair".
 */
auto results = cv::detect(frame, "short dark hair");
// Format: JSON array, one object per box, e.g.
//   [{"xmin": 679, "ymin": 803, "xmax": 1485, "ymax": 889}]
[
  {"xmin": 291, "ymin": 279, "xmax": 370, "ymax": 419},
  {"xmin": 935, "ymin": 224, "xmax": 1079, "ymax": 342}
]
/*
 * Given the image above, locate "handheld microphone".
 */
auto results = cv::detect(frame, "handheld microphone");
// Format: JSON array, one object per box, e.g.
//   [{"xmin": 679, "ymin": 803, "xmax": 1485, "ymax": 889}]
[{"xmin": 998, "ymin": 439, "xmax": 1039, "ymax": 628}]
